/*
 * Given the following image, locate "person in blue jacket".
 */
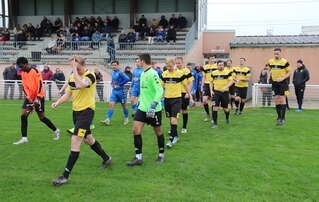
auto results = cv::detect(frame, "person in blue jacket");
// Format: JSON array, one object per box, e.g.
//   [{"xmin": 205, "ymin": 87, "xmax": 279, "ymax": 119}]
[
  {"xmin": 191, "ymin": 65, "xmax": 203, "ymax": 102},
  {"xmin": 130, "ymin": 58, "xmax": 144, "ymax": 116},
  {"xmin": 101, "ymin": 61, "xmax": 130, "ymax": 126}
]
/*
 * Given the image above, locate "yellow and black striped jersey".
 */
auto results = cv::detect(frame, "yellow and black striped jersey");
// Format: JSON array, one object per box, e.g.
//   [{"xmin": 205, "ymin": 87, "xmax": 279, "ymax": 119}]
[
  {"xmin": 177, "ymin": 67, "xmax": 194, "ymax": 93},
  {"xmin": 210, "ymin": 68, "xmax": 233, "ymax": 92},
  {"xmin": 233, "ymin": 66, "xmax": 251, "ymax": 87},
  {"xmin": 161, "ymin": 69, "xmax": 187, "ymax": 98},
  {"xmin": 267, "ymin": 58, "xmax": 292, "ymax": 81},
  {"xmin": 203, "ymin": 64, "xmax": 217, "ymax": 84},
  {"xmin": 67, "ymin": 70, "xmax": 96, "ymax": 111}
]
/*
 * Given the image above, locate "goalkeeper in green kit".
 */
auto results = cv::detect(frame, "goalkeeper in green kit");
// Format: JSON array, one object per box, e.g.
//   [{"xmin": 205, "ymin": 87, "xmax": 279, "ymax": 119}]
[{"xmin": 127, "ymin": 54, "xmax": 165, "ymax": 166}]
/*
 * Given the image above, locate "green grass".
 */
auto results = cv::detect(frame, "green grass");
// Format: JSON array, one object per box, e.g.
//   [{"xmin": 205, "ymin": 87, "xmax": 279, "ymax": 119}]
[{"xmin": 0, "ymin": 99, "xmax": 319, "ymax": 202}]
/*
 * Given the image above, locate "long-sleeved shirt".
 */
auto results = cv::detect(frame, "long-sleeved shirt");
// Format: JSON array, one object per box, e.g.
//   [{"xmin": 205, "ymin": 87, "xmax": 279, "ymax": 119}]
[
  {"xmin": 21, "ymin": 68, "xmax": 45, "ymax": 101},
  {"xmin": 3, "ymin": 66, "xmax": 17, "ymax": 80},
  {"xmin": 131, "ymin": 67, "xmax": 144, "ymax": 89},
  {"xmin": 42, "ymin": 69, "xmax": 53, "ymax": 81},
  {"xmin": 111, "ymin": 70, "xmax": 130, "ymax": 90},
  {"xmin": 52, "ymin": 72, "xmax": 65, "ymax": 82},
  {"xmin": 293, "ymin": 66, "xmax": 310, "ymax": 87},
  {"xmin": 191, "ymin": 70, "xmax": 203, "ymax": 93}
]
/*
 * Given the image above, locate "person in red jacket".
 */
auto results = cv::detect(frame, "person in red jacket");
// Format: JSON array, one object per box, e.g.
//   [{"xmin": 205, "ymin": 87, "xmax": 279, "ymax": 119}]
[
  {"xmin": 13, "ymin": 57, "xmax": 60, "ymax": 145},
  {"xmin": 42, "ymin": 64, "xmax": 53, "ymax": 100}
]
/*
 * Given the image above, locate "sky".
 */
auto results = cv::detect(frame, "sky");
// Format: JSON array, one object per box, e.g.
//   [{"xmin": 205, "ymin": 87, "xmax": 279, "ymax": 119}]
[{"xmin": 207, "ymin": 0, "xmax": 319, "ymax": 35}]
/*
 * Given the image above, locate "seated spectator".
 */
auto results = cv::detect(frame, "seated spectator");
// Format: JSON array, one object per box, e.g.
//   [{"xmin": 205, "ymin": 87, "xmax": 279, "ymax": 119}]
[
  {"xmin": 72, "ymin": 33, "xmax": 81, "ymax": 50},
  {"xmin": 56, "ymin": 34, "xmax": 65, "ymax": 49},
  {"xmin": 150, "ymin": 18, "xmax": 159, "ymax": 30},
  {"xmin": 112, "ymin": 16, "xmax": 120, "ymax": 30},
  {"xmin": 139, "ymin": 15, "xmax": 147, "ymax": 26},
  {"xmin": 139, "ymin": 24, "xmax": 148, "ymax": 40},
  {"xmin": 34, "ymin": 25, "xmax": 41, "ymax": 41},
  {"xmin": 169, "ymin": 14, "xmax": 178, "ymax": 28},
  {"xmin": 0, "ymin": 29, "xmax": 10, "ymax": 41},
  {"xmin": 159, "ymin": 15, "xmax": 168, "ymax": 29},
  {"xmin": 166, "ymin": 25, "xmax": 176, "ymax": 44},
  {"xmin": 178, "ymin": 14, "xmax": 187, "ymax": 29},
  {"xmin": 101, "ymin": 22, "xmax": 111, "ymax": 38},
  {"xmin": 147, "ymin": 27, "xmax": 156, "ymax": 44},
  {"xmin": 106, "ymin": 16, "xmax": 112, "ymax": 27},
  {"xmin": 132, "ymin": 22, "xmax": 140, "ymax": 41},
  {"xmin": 80, "ymin": 26, "xmax": 91, "ymax": 41},
  {"xmin": 127, "ymin": 29, "xmax": 136, "ymax": 49},
  {"xmin": 91, "ymin": 30, "xmax": 101, "ymax": 49},
  {"xmin": 54, "ymin": 17, "xmax": 63, "ymax": 32},
  {"xmin": 118, "ymin": 31, "xmax": 127, "ymax": 49},
  {"xmin": 26, "ymin": 23, "xmax": 35, "ymax": 41},
  {"xmin": 93, "ymin": 22, "xmax": 101, "ymax": 33},
  {"xmin": 155, "ymin": 27, "xmax": 166, "ymax": 42},
  {"xmin": 14, "ymin": 26, "xmax": 26, "ymax": 49}
]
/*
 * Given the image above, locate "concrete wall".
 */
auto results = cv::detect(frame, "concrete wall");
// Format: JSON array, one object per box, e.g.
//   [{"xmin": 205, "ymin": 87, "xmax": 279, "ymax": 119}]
[
  {"xmin": 184, "ymin": 32, "xmax": 204, "ymax": 64},
  {"xmin": 202, "ymin": 31, "xmax": 235, "ymax": 55},
  {"xmin": 230, "ymin": 46, "xmax": 319, "ymax": 85},
  {"xmin": 17, "ymin": 16, "xmax": 64, "ymax": 26},
  {"xmin": 136, "ymin": 12, "xmax": 194, "ymax": 27}
]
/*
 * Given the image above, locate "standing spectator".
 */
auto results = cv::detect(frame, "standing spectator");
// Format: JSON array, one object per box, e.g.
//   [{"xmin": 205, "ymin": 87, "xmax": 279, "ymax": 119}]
[
  {"xmin": 42, "ymin": 65, "xmax": 53, "ymax": 100},
  {"xmin": 118, "ymin": 31, "xmax": 127, "ymax": 49},
  {"xmin": 177, "ymin": 14, "xmax": 187, "ymax": 29},
  {"xmin": 259, "ymin": 64, "xmax": 272, "ymax": 107},
  {"xmin": 90, "ymin": 30, "xmax": 101, "ymax": 49},
  {"xmin": 107, "ymin": 36, "xmax": 116, "ymax": 63},
  {"xmin": 3, "ymin": 63, "xmax": 17, "ymax": 99},
  {"xmin": 293, "ymin": 60, "xmax": 310, "ymax": 112},
  {"xmin": 95, "ymin": 69, "xmax": 104, "ymax": 102},
  {"xmin": 52, "ymin": 67, "xmax": 66, "ymax": 95},
  {"xmin": 166, "ymin": 25, "xmax": 176, "ymax": 44},
  {"xmin": 112, "ymin": 16, "xmax": 120, "ymax": 31},
  {"xmin": 169, "ymin": 14, "xmax": 178, "ymax": 28},
  {"xmin": 15, "ymin": 65, "xmax": 24, "ymax": 99},
  {"xmin": 139, "ymin": 15, "xmax": 147, "ymax": 26},
  {"xmin": 159, "ymin": 16, "xmax": 168, "ymax": 29}
]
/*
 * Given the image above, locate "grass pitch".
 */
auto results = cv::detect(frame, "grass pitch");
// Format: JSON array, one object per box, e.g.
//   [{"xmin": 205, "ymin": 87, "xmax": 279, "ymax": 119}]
[{"xmin": 0, "ymin": 99, "xmax": 318, "ymax": 202}]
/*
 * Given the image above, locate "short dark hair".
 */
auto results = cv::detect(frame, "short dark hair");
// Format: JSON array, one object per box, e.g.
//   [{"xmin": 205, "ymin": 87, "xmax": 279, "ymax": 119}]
[
  {"xmin": 240, "ymin": 57, "xmax": 246, "ymax": 61},
  {"xmin": 274, "ymin": 48, "xmax": 281, "ymax": 52},
  {"xmin": 217, "ymin": 60, "xmax": 224, "ymax": 65},
  {"xmin": 16, "ymin": 57, "xmax": 28, "ymax": 66},
  {"xmin": 297, "ymin": 59, "xmax": 303, "ymax": 64},
  {"xmin": 139, "ymin": 54, "xmax": 151, "ymax": 65},
  {"xmin": 111, "ymin": 60, "xmax": 119, "ymax": 65}
]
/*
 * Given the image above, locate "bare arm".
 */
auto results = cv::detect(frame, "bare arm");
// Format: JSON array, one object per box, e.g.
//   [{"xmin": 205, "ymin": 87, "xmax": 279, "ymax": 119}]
[{"xmin": 52, "ymin": 91, "xmax": 72, "ymax": 108}]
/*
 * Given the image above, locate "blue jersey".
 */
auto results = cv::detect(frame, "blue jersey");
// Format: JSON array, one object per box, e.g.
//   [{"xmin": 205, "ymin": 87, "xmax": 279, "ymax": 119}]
[
  {"xmin": 131, "ymin": 67, "xmax": 144, "ymax": 89},
  {"xmin": 153, "ymin": 68, "xmax": 162, "ymax": 77},
  {"xmin": 191, "ymin": 70, "xmax": 203, "ymax": 93},
  {"xmin": 111, "ymin": 70, "xmax": 130, "ymax": 90}
]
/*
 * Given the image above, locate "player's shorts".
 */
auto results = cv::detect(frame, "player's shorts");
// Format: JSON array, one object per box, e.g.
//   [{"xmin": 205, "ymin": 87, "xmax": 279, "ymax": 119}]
[
  {"xmin": 203, "ymin": 83, "xmax": 211, "ymax": 97},
  {"xmin": 272, "ymin": 81, "xmax": 289, "ymax": 96},
  {"xmin": 131, "ymin": 87, "xmax": 140, "ymax": 97},
  {"xmin": 181, "ymin": 93, "xmax": 190, "ymax": 110},
  {"xmin": 73, "ymin": 108, "xmax": 94, "ymax": 138},
  {"xmin": 22, "ymin": 97, "xmax": 45, "ymax": 112},
  {"xmin": 229, "ymin": 84, "xmax": 235, "ymax": 95},
  {"xmin": 164, "ymin": 97, "xmax": 182, "ymax": 118},
  {"xmin": 110, "ymin": 89, "xmax": 127, "ymax": 104},
  {"xmin": 134, "ymin": 109, "xmax": 162, "ymax": 127},
  {"xmin": 234, "ymin": 87, "xmax": 248, "ymax": 99},
  {"xmin": 213, "ymin": 91, "xmax": 229, "ymax": 108}
]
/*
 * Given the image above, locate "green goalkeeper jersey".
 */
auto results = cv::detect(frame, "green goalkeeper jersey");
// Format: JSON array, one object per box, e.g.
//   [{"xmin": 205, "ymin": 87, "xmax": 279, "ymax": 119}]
[{"xmin": 138, "ymin": 67, "xmax": 163, "ymax": 112}]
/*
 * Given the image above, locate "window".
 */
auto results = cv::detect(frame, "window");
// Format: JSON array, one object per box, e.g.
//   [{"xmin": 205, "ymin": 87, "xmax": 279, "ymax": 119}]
[{"xmin": 1, "ymin": 0, "xmax": 9, "ymax": 28}]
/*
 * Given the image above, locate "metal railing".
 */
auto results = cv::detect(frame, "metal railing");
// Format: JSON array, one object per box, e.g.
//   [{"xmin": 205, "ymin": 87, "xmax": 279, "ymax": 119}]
[
  {"xmin": 185, "ymin": 21, "xmax": 198, "ymax": 54},
  {"xmin": 0, "ymin": 80, "xmax": 132, "ymax": 103}
]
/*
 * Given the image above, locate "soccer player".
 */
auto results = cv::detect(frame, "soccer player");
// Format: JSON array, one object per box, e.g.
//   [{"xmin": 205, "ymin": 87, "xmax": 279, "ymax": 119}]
[
  {"xmin": 233, "ymin": 58, "xmax": 251, "ymax": 115},
  {"xmin": 175, "ymin": 57, "xmax": 194, "ymax": 134},
  {"xmin": 101, "ymin": 61, "xmax": 130, "ymax": 125},
  {"xmin": 161, "ymin": 59, "xmax": 190, "ymax": 148},
  {"xmin": 51, "ymin": 56, "xmax": 112, "ymax": 186},
  {"xmin": 209, "ymin": 61, "xmax": 234, "ymax": 128},
  {"xmin": 13, "ymin": 57, "xmax": 60, "ymax": 145},
  {"xmin": 267, "ymin": 48, "xmax": 292, "ymax": 126},
  {"xmin": 130, "ymin": 58, "xmax": 144, "ymax": 116},
  {"xmin": 225, "ymin": 59, "xmax": 235, "ymax": 109},
  {"xmin": 127, "ymin": 53, "xmax": 165, "ymax": 166},
  {"xmin": 202, "ymin": 56, "xmax": 217, "ymax": 121}
]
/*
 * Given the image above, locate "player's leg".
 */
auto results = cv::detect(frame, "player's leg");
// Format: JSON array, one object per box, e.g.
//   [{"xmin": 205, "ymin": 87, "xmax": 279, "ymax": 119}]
[
  {"xmin": 181, "ymin": 94, "xmax": 190, "ymax": 133},
  {"xmin": 212, "ymin": 92, "xmax": 220, "ymax": 128},
  {"xmin": 13, "ymin": 108, "xmax": 31, "ymax": 144},
  {"xmin": 84, "ymin": 134, "xmax": 112, "ymax": 168},
  {"xmin": 127, "ymin": 119, "xmax": 145, "ymax": 166},
  {"xmin": 52, "ymin": 135, "xmax": 84, "ymax": 186},
  {"xmin": 101, "ymin": 101, "xmax": 115, "ymax": 125},
  {"xmin": 130, "ymin": 95, "xmax": 138, "ymax": 116},
  {"xmin": 222, "ymin": 92, "xmax": 230, "ymax": 124},
  {"xmin": 234, "ymin": 87, "xmax": 240, "ymax": 115},
  {"xmin": 153, "ymin": 126, "xmax": 165, "ymax": 163},
  {"xmin": 202, "ymin": 84, "xmax": 210, "ymax": 121},
  {"xmin": 121, "ymin": 103, "xmax": 129, "ymax": 125},
  {"xmin": 238, "ymin": 88, "xmax": 247, "ymax": 114}
]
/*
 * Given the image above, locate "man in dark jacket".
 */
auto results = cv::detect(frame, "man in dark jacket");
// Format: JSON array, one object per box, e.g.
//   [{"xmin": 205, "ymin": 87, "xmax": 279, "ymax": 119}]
[
  {"xmin": 293, "ymin": 59, "xmax": 310, "ymax": 112},
  {"xmin": 52, "ymin": 67, "xmax": 65, "ymax": 95},
  {"xmin": 166, "ymin": 25, "xmax": 176, "ymax": 43},
  {"xmin": 259, "ymin": 64, "xmax": 272, "ymax": 106},
  {"xmin": 3, "ymin": 63, "xmax": 17, "ymax": 99}
]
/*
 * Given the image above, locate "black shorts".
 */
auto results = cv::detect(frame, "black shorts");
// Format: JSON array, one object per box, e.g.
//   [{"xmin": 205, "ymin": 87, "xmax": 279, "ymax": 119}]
[
  {"xmin": 229, "ymin": 84, "xmax": 235, "ymax": 95},
  {"xmin": 22, "ymin": 97, "xmax": 45, "ymax": 112},
  {"xmin": 214, "ymin": 91, "xmax": 229, "ymax": 108},
  {"xmin": 181, "ymin": 93, "xmax": 190, "ymax": 110},
  {"xmin": 203, "ymin": 83, "xmax": 211, "ymax": 97},
  {"xmin": 73, "ymin": 108, "xmax": 94, "ymax": 137},
  {"xmin": 164, "ymin": 97, "xmax": 182, "ymax": 118},
  {"xmin": 235, "ymin": 87, "xmax": 248, "ymax": 99},
  {"xmin": 134, "ymin": 109, "xmax": 162, "ymax": 127},
  {"xmin": 272, "ymin": 81, "xmax": 289, "ymax": 96}
]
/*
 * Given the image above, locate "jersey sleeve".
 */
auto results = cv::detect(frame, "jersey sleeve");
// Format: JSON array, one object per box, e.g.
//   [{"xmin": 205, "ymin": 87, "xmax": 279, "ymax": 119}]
[
  {"xmin": 285, "ymin": 62, "xmax": 292, "ymax": 72},
  {"xmin": 118, "ymin": 72, "xmax": 130, "ymax": 87},
  {"xmin": 151, "ymin": 71, "xmax": 163, "ymax": 104},
  {"xmin": 84, "ymin": 73, "xmax": 96, "ymax": 87},
  {"xmin": 246, "ymin": 68, "xmax": 251, "ymax": 77}
]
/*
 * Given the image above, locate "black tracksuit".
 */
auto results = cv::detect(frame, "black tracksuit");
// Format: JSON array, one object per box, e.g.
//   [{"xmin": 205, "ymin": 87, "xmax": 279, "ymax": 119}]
[{"xmin": 293, "ymin": 66, "xmax": 310, "ymax": 109}]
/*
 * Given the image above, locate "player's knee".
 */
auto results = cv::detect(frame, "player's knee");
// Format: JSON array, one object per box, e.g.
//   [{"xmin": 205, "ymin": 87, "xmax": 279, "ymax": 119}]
[{"xmin": 84, "ymin": 136, "xmax": 95, "ymax": 145}]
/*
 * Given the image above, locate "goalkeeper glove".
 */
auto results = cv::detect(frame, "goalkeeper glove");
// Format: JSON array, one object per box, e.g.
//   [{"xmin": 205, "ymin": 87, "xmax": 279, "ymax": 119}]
[{"xmin": 146, "ymin": 101, "xmax": 158, "ymax": 118}]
